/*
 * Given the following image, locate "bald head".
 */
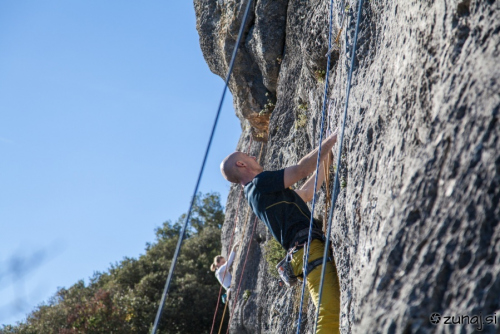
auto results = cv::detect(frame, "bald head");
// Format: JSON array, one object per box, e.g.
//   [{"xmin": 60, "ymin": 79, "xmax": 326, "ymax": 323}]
[
  {"xmin": 220, "ymin": 151, "xmax": 243, "ymax": 183},
  {"xmin": 220, "ymin": 151, "xmax": 263, "ymax": 184}
]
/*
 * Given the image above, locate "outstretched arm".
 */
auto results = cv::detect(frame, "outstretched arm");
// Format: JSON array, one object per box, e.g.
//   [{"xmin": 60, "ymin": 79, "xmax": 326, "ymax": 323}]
[
  {"xmin": 283, "ymin": 129, "xmax": 337, "ymax": 189},
  {"xmin": 226, "ymin": 242, "xmax": 239, "ymax": 267},
  {"xmin": 295, "ymin": 151, "xmax": 332, "ymax": 203}
]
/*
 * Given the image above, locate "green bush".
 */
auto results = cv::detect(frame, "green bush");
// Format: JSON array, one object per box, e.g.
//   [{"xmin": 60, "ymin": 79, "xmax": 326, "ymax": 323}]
[
  {"xmin": 2, "ymin": 192, "xmax": 227, "ymax": 334},
  {"xmin": 264, "ymin": 238, "xmax": 286, "ymax": 278}
]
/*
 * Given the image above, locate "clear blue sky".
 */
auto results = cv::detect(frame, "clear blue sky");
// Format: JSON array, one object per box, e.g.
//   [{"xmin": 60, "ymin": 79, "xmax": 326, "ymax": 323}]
[{"xmin": 0, "ymin": 1, "xmax": 241, "ymax": 325}]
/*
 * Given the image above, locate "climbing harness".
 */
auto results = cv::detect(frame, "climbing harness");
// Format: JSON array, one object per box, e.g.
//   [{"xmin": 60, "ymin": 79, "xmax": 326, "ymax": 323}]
[
  {"xmin": 277, "ymin": 227, "xmax": 327, "ymax": 288},
  {"xmin": 290, "ymin": 225, "xmax": 324, "ymax": 246},
  {"xmin": 150, "ymin": 0, "xmax": 255, "ymax": 332},
  {"xmin": 314, "ymin": 0, "xmax": 365, "ymax": 332},
  {"xmin": 277, "ymin": 252, "xmax": 298, "ymax": 287},
  {"xmin": 278, "ymin": 226, "xmax": 325, "ymax": 288},
  {"xmin": 276, "ymin": 233, "xmax": 331, "ymax": 288}
]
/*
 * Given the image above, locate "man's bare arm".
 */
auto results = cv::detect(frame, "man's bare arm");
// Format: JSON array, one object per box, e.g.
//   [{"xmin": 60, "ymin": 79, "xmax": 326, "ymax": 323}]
[
  {"xmin": 284, "ymin": 130, "xmax": 337, "ymax": 189},
  {"xmin": 295, "ymin": 152, "xmax": 332, "ymax": 202}
]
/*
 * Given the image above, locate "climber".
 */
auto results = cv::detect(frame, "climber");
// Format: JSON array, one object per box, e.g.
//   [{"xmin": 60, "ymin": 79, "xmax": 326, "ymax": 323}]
[
  {"xmin": 210, "ymin": 242, "xmax": 240, "ymax": 303},
  {"xmin": 220, "ymin": 129, "xmax": 341, "ymax": 334}
]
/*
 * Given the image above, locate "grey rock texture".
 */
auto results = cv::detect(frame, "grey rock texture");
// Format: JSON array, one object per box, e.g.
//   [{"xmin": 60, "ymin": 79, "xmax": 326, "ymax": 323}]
[{"xmin": 195, "ymin": 0, "xmax": 500, "ymax": 333}]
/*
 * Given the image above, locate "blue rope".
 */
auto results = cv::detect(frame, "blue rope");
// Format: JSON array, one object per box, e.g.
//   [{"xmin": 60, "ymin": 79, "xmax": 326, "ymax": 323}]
[
  {"xmin": 313, "ymin": 0, "xmax": 364, "ymax": 332},
  {"xmin": 150, "ymin": 1, "xmax": 254, "ymax": 333},
  {"xmin": 295, "ymin": 0, "xmax": 336, "ymax": 331}
]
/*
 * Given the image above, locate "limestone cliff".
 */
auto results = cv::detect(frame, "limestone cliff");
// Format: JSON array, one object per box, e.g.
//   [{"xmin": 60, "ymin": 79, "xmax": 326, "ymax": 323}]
[{"xmin": 194, "ymin": 0, "xmax": 500, "ymax": 333}]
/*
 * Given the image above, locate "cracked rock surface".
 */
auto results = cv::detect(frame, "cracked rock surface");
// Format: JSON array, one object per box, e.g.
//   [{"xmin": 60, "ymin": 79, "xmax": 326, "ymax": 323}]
[{"xmin": 195, "ymin": 0, "xmax": 500, "ymax": 333}]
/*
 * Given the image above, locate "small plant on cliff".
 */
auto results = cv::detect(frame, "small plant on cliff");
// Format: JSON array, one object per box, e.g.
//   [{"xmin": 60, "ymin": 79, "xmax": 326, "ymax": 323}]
[
  {"xmin": 298, "ymin": 102, "xmax": 308, "ymax": 111},
  {"xmin": 264, "ymin": 238, "xmax": 286, "ymax": 278},
  {"xmin": 254, "ymin": 132, "xmax": 266, "ymax": 139},
  {"xmin": 295, "ymin": 112, "xmax": 308, "ymax": 129},
  {"xmin": 341, "ymin": 177, "xmax": 347, "ymax": 189},
  {"xmin": 243, "ymin": 289, "xmax": 252, "ymax": 302},
  {"xmin": 260, "ymin": 92, "xmax": 276, "ymax": 116},
  {"xmin": 277, "ymin": 56, "xmax": 282, "ymax": 65},
  {"xmin": 315, "ymin": 69, "xmax": 326, "ymax": 83}
]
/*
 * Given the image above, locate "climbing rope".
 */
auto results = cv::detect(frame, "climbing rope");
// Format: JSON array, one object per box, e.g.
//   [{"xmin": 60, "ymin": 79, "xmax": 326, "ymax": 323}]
[
  {"xmin": 326, "ymin": 0, "xmax": 348, "ymax": 57},
  {"xmin": 217, "ymin": 300, "xmax": 229, "ymax": 334},
  {"xmin": 294, "ymin": 0, "xmax": 336, "ymax": 331},
  {"xmin": 335, "ymin": 0, "xmax": 348, "ymax": 44},
  {"xmin": 217, "ymin": 142, "xmax": 264, "ymax": 334},
  {"xmin": 225, "ymin": 216, "xmax": 259, "ymax": 334},
  {"xmin": 213, "ymin": 205, "xmax": 252, "ymax": 334},
  {"xmin": 209, "ymin": 135, "xmax": 257, "ymax": 334},
  {"xmin": 211, "ymin": 141, "xmax": 264, "ymax": 334},
  {"xmin": 211, "ymin": 200, "xmax": 253, "ymax": 334},
  {"xmin": 314, "ymin": 0, "xmax": 364, "ymax": 332},
  {"xmin": 150, "ymin": 1, "xmax": 255, "ymax": 333},
  {"xmin": 323, "ymin": 159, "xmax": 331, "ymax": 235},
  {"xmin": 209, "ymin": 189, "xmax": 243, "ymax": 334}
]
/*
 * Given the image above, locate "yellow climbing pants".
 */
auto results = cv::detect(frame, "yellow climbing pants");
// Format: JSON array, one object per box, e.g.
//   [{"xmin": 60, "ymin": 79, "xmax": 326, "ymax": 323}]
[{"xmin": 291, "ymin": 239, "xmax": 340, "ymax": 334}]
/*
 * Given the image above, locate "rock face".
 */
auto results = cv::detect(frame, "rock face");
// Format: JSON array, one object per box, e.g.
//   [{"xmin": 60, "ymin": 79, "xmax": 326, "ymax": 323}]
[{"xmin": 194, "ymin": 0, "xmax": 500, "ymax": 333}]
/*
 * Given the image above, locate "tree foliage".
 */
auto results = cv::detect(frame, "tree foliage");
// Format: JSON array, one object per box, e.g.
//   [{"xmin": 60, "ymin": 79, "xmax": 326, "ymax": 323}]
[{"xmin": 2, "ymin": 192, "xmax": 228, "ymax": 334}]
